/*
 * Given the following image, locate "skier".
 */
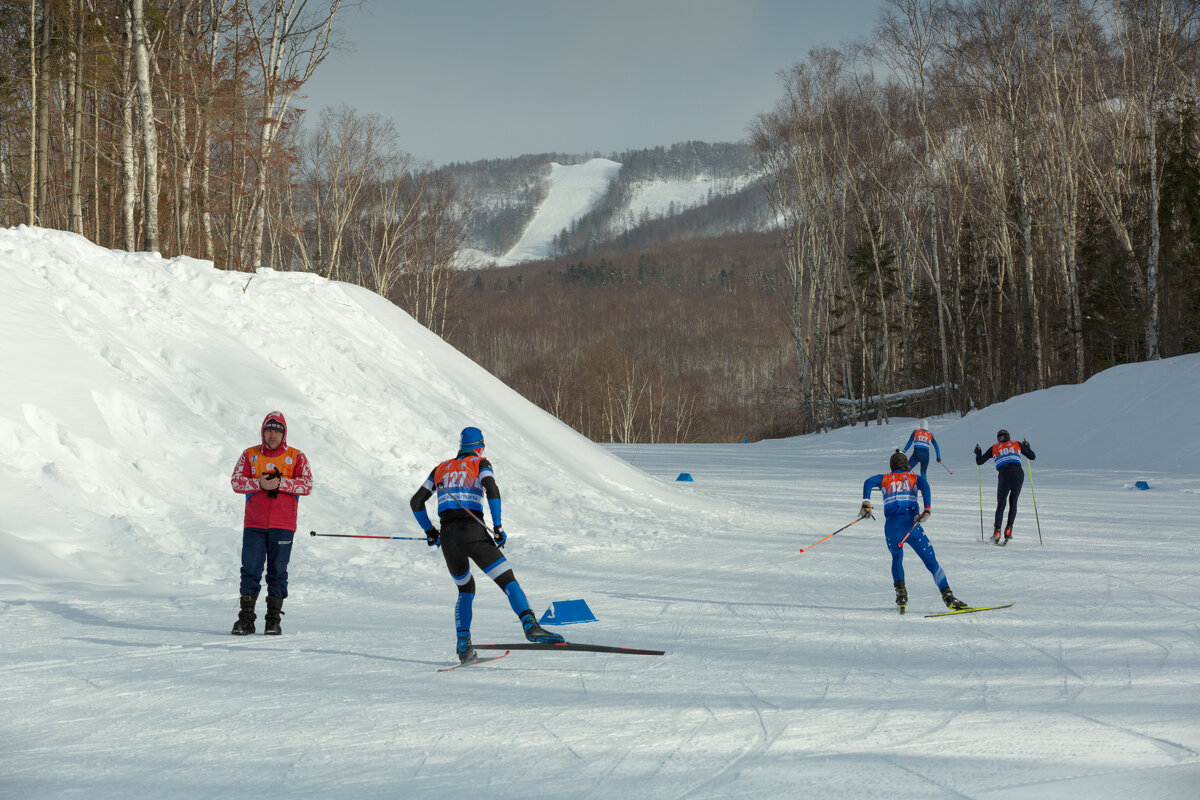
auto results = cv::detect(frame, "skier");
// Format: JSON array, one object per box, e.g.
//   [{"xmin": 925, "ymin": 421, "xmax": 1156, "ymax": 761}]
[
  {"xmin": 229, "ymin": 411, "xmax": 314, "ymax": 635},
  {"xmin": 902, "ymin": 419, "xmax": 941, "ymax": 476},
  {"xmin": 859, "ymin": 450, "xmax": 968, "ymax": 611},
  {"xmin": 410, "ymin": 426, "xmax": 563, "ymax": 663},
  {"xmin": 975, "ymin": 429, "xmax": 1036, "ymax": 545}
]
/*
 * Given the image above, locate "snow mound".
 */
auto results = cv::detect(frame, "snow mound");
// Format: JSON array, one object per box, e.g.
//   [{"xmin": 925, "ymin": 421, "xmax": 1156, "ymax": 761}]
[{"xmin": 0, "ymin": 226, "xmax": 699, "ymax": 593}]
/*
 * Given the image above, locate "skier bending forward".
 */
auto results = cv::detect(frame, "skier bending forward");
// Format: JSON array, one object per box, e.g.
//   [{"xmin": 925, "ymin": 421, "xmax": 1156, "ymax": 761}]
[
  {"xmin": 860, "ymin": 450, "xmax": 968, "ymax": 611},
  {"xmin": 411, "ymin": 426, "xmax": 563, "ymax": 663}
]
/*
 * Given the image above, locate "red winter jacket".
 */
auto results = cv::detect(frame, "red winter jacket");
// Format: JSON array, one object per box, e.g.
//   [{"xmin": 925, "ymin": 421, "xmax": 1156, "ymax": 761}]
[{"xmin": 230, "ymin": 411, "xmax": 313, "ymax": 531}]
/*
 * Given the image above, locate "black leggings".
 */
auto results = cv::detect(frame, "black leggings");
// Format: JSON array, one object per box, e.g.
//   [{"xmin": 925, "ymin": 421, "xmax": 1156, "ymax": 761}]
[{"xmin": 994, "ymin": 467, "xmax": 1025, "ymax": 531}]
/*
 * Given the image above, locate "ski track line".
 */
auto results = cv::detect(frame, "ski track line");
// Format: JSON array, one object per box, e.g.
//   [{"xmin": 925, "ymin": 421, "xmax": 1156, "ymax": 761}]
[
  {"xmin": 879, "ymin": 754, "xmax": 974, "ymax": 800},
  {"xmin": 1067, "ymin": 710, "xmax": 1199, "ymax": 761},
  {"xmin": 986, "ymin": 761, "xmax": 1200, "ymax": 796},
  {"xmin": 578, "ymin": 742, "xmax": 638, "ymax": 800},
  {"xmin": 0, "ymin": 637, "xmax": 438, "ymax": 677},
  {"xmin": 670, "ymin": 704, "xmax": 766, "ymax": 800}
]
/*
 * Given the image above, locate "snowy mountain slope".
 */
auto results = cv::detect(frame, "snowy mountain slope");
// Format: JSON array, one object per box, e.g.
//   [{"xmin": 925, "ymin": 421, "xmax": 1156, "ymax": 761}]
[
  {"xmin": 496, "ymin": 158, "xmax": 621, "ymax": 265},
  {"xmin": 611, "ymin": 173, "xmax": 757, "ymax": 233},
  {"xmin": 3, "ymin": 226, "xmax": 1198, "ymax": 799},
  {"xmin": 454, "ymin": 141, "xmax": 765, "ymax": 265}
]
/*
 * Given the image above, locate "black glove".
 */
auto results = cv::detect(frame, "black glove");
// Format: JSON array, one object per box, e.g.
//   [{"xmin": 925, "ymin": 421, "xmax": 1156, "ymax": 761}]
[
  {"xmin": 973, "ymin": 445, "xmax": 982, "ymax": 456},
  {"xmin": 492, "ymin": 525, "xmax": 507, "ymax": 549},
  {"xmin": 262, "ymin": 468, "xmax": 281, "ymax": 498},
  {"xmin": 936, "ymin": 457, "xmax": 942, "ymax": 462},
  {"xmin": 424, "ymin": 527, "xmax": 440, "ymax": 547},
  {"xmin": 1021, "ymin": 439, "xmax": 1030, "ymax": 448},
  {"xmin": 916, "ymin": 510, "xmax": 931, "ymax": 523}
]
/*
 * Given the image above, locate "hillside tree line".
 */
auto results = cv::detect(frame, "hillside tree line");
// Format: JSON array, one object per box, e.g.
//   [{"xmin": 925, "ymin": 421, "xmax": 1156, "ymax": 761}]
[
  {"xmin": 0, "ymin": 0, "xmax": 468, "ymax": 334},
  {"xmin": 752, "ymin": 0, "xmax": 1200, "ymax": 432}
]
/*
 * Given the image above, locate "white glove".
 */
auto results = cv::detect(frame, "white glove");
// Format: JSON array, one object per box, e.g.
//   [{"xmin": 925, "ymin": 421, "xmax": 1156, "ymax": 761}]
[
  {"xmin": 916, "ymin": 510, "xmax": 931, "ymax": 523},
  {"xmin": 858, "ymin": 501, "xmax": 874, "ymax": 520}
]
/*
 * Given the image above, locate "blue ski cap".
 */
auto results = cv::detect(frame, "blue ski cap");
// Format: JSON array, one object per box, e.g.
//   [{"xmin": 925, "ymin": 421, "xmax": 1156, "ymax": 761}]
[{"xmin": 459, "ymin": 426, "xmax": 485, "ymax": 451}]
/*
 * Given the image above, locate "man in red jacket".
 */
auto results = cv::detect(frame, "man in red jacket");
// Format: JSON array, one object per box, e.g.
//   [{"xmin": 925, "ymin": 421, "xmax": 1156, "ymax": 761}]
[{"xmin": 229, "ymin": 411, "xmax": 313, "ymax": 634}]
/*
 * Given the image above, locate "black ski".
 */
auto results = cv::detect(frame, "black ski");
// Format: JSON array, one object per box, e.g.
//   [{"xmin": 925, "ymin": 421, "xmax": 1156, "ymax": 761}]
[
  {"xmin": 473, "ymin": 642, "xmax": 665, "ymax": 656},
  {"xmin": 925, "ymin": 603, "xmax": 1014, "ymax": 618},
  {"xmin": 437, "ymin": 650, "xmax": 510, "ymax": 671}
]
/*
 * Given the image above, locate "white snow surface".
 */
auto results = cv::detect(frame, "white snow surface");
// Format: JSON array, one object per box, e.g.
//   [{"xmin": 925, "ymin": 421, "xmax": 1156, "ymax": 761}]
[
  {"xmin": 3, "ymin": 225, "xmax": 1199, "ymax": 798},
  {"xmin": 497, "ymin": 158, "xmax": 621, "ymax": 266}
]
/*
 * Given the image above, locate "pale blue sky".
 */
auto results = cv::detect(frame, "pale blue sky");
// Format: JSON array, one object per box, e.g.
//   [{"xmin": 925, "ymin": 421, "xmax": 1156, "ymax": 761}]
[{"xmin": 301, "ymin": 0, "xmax": 889, "ymax": 166}]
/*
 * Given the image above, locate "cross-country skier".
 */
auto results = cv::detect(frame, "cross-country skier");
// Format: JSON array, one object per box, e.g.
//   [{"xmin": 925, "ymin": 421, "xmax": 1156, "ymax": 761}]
[
  {"xmin": 859, "ymin": 450, "xmax": 968, "ymax": 611},
  {"xmin": 410, "ymin": 426, "xmax": 563, "ymax": 663},
  {"xmin": 975, "ymin": 429, "xmax": 1036, "ymax": 545},
  {"xmin": 902, "ymin": 419, "xmax": 942, "ymax": 476},
  {"xmin": 229, "ymin": 411, "xmax": 314, "ymax": 635}
]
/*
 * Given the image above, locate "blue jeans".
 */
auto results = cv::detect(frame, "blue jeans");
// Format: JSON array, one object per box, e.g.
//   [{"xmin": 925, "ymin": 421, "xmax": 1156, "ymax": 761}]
[{"xmin": 239, "ymin": 527, "xmax": 294, "ymax": 598}]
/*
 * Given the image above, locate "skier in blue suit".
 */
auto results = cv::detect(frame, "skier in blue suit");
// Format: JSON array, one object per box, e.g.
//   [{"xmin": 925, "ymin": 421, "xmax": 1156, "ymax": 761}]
[
  {"xmin": 902, "ymin": 419, "xmax": 941, "ymax": 476},
  {"xmin": 860, "ymin": 450, "xmax": 968, "ymax": 611}
]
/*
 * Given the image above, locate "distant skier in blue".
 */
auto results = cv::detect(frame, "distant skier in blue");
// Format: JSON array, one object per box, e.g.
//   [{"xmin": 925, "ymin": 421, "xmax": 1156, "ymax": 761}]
[
  {"xmin": 860, "ymin": 450, "xmax": 968, "ymax": 612},
  {"xmin": 410, "ymin": 426, "xmax": 563, "ymax": 664},
  {"xmin": 902, "ymin": 420, "xmax": 941, "ymax": 476}
]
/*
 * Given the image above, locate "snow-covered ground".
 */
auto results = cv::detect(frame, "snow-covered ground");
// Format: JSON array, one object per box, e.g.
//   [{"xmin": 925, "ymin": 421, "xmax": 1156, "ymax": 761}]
[{"xmin": 3, "ymin": 226, "xmax": 1198, "ymax": 799}]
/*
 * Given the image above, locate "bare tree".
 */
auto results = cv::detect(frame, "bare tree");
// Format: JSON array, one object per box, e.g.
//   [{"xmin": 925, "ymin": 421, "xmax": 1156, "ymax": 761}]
[{"xmin": 240, "ymin": 0, "xmax": 342, "ymax": 269}]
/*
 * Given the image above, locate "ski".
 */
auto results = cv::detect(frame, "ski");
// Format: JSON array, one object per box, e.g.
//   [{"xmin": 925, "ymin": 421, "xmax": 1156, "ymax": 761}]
[
  {"xmin": 473, "ymin": 642, "xmax": 666, "ymax": 656},
  {"xmin": 925, "ymin": 603, "xmax": 1014, "ymax": 618},
  {"xmin": 437, "ymin": 650, "xmax": 510, "ymax": 671}
]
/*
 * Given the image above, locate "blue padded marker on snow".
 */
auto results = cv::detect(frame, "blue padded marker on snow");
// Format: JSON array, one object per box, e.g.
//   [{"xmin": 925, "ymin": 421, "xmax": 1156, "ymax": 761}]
[
  {"xmin": 538, "ymin": 599, "xmax": 598, "ymax": 625},
  {"xmin": 676, "ymin": 473, "xmax": 693, "ymax": 482},
  {"xmin": 1134, "ymin": 480, "xmax": 1151, "ymax": 490}
]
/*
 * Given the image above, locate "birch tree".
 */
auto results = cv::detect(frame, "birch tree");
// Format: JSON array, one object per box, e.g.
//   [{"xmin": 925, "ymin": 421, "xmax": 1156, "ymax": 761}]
[{"xmin": 240, "ymin": 0, "xmax": 342, "ymax": 270}]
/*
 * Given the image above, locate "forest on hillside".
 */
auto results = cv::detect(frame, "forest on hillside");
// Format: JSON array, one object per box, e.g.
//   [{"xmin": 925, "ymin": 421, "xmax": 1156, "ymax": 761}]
[
  {"xmin": 448, "ymin": 233, "xmax": 798, "ymax": 443},
  {"xmin": 751, "ymin": 0, "xmax": 1200, "ymax": 432}
]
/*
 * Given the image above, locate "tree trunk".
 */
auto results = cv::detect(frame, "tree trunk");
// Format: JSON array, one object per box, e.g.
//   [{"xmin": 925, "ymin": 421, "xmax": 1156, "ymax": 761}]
[
  {"xmin": 131, "ymin": 0, "xmax": 159, "ymax": 252},
  {"xmin": 28, "ymin": 0, "xmax": 38, "ymax": 225},
  {"xmin": 69, "ymin": 0, "xmax": 86, "ymax": 236},
  {"xmin": 120, "ymin": 5, "xmax": 137, "ymax": 251},
  {"xmin": 36, "ymin": 0, "xmax": 52, "ymax": 223}
]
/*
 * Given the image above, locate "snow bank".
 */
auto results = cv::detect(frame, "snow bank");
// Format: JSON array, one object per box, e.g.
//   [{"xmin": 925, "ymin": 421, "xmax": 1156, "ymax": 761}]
[{"xmin": 0, "ymin": 226, "xmax": 699, "ymax": 593}]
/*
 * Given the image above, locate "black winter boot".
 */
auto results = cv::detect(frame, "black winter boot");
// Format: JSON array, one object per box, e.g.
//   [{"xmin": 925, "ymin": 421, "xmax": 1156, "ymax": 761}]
[
  {"xmin": 264, "ymin": 595, "xmax": 284, "ymax": 635},
  {"xmin": 518, "ymin": 609, "xmax": 564, "ymax": 644},
  {"xmin": 941, "ymin": 587, "xmax": 968, "ymax": 610},
  {"xmin": 894, "ymin": 580, "xmax": 908, "ymax": 611},
  {"xmin": 231, "ymin": 594, "xmax": 256, "ymax": 635}
]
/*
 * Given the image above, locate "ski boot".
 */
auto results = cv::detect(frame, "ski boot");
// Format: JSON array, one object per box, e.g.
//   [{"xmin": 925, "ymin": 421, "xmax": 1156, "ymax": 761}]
[
  {"xmin": 456, "ymin": 630, "xmax": 477, "ymax": 663},
  {"xmin": 991, "ymin": 528, "xmax": 1003, "ymax": 546},
  {"xmin": 1003, "ymin": 527, "xmax": 1013, "ymax": 545},
  {"xmin": 519, "ymin": 609, "xmax": 564, "ymax": 644},
  {"xmin": 894, "ymin": 580, "xmax": 908, "ymax": 613},
  {"xmin": 264, "ymin": 595, "xmax": 284, "ymax": 635},
  {"xmin": 941, "ymin": 587, "xmax": 968, "ymax": 610},
  {"xmin": 231, "ymin": 594, "xmax": 256, "ymax": 636}
]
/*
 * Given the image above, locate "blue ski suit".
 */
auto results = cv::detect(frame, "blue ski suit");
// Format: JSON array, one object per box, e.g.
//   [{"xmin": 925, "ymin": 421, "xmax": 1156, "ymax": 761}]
[
  {"xmin": 863, "ymin": 470, "xmax": 950, "ymax": 590},
  {"xmin": 903, "ymin": 429, "xmax": 941, "ymax": 476}
]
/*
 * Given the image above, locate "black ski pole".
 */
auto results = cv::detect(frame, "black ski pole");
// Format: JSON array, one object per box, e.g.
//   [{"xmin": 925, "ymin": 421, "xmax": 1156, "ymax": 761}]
[
  {"xmin": 977, "ymin": 461, "xmax": 985, "ymax": 544},
  {"xmin": 309, "ymin": 530, "xmax": 425, "ymax": 541}
]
